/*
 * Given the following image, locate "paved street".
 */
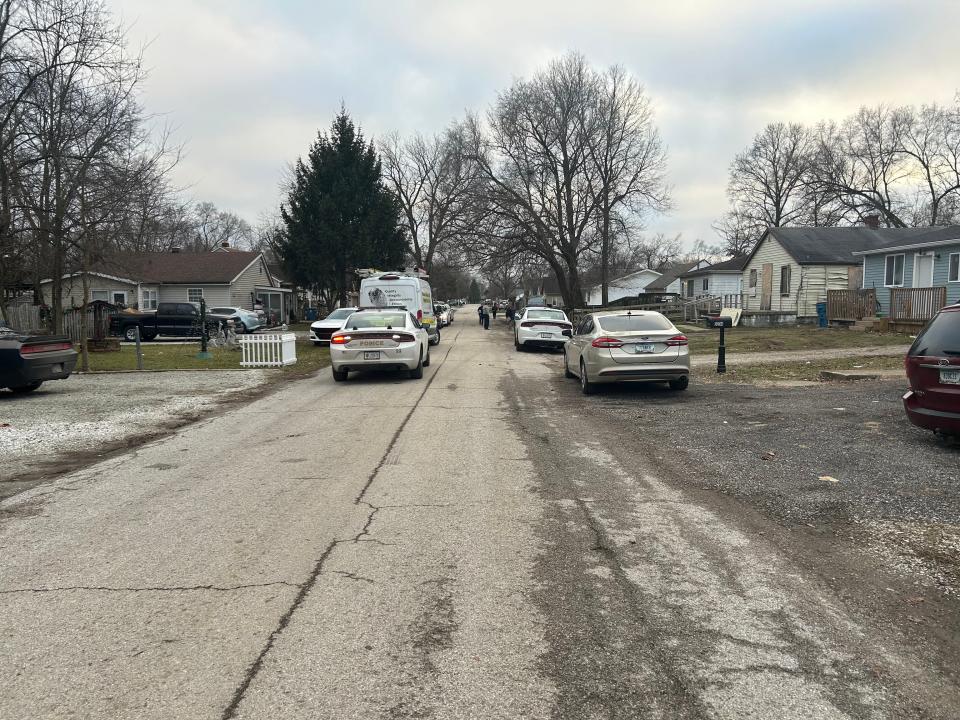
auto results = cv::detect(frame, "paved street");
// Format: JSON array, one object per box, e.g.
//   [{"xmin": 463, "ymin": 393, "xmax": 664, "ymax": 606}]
[{"xmin": 2, "ymin": 309, "xmax": 958, "ymax": 719}]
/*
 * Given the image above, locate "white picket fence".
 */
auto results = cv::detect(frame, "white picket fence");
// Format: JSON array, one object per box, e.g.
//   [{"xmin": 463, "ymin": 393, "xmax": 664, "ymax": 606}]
[{"xmin": 239, "ymin": 333, "xmax": 297, "ymax": 367}]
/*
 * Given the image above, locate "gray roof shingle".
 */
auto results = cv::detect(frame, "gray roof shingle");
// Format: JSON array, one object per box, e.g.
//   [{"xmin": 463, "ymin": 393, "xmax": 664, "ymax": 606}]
[{"xmin": 759, "ymin": 226, "xmax": 960, "ymax": 265}]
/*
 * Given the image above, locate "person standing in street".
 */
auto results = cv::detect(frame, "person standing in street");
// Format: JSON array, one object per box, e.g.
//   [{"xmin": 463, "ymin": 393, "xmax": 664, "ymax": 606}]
[
  {"xmin": 492, "ymin": 304, "xmax": 498, "ymax": 321},
  {"xmin": 478, "ymin": 304, "xmax": 484, "ymax": 325},
  {"xmin": 482, "ymin": 304, "xmax": 490, "ymax": 330}
]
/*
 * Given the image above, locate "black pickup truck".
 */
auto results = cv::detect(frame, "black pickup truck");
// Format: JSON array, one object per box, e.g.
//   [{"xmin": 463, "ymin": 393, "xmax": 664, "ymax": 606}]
[{"xmin": 110, "ymin": 302, "xmax": 217, "ymax": 341}]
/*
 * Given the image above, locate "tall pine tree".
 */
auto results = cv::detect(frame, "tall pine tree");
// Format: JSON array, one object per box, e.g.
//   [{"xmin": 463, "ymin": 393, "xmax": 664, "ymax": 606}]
[{"xmin": 276, "ymin": 111, "xmax": 407, "ymax": 308}]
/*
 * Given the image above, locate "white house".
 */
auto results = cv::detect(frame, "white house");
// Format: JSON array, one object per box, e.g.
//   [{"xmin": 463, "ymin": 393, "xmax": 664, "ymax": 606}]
[
  {"xmin": 679, "ymin": 257, "xmax": 747, "ymax": 299},
  {"xmin": 584, "ymin": 268, "xmax": 661, "ymax": 306},
  {"xmin": 645, "ymin": 260, "xmax": 709, "ymax": 297}
]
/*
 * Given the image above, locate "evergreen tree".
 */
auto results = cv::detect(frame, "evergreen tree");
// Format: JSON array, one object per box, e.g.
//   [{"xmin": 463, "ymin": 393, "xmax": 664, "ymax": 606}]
[
  {"xmin": 468, "ymin": 278, "xmax": 482, "ymax": 303},
  {"xmin": 276, "ymin": 111, "xmax": 407, "ymax": 307}
]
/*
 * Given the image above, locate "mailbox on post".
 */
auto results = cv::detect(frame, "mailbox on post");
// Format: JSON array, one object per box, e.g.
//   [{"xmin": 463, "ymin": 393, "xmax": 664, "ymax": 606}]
[{"xmin": 704, "ymin": 315, "xmax": 732, "ymax": 373}]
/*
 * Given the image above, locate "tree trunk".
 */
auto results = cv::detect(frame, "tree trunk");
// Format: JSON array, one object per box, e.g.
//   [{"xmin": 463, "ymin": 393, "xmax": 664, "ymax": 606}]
[
  {"xmin": 80, "ymin": 248, "xmax": 89, "ymax": 371},
  {"xmin": 600, "ymin": 204, "xmax": 610, "ymax": 306}
]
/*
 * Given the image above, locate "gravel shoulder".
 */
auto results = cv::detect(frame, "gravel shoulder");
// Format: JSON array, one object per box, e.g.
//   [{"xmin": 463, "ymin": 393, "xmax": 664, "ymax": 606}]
[
  {"xmin": 689, "ymin": 343, "xmax": 911, "ymax": 367},
  {"xmin": 0, "ymin": 371, "xmax": 269, "ymax": 499}
]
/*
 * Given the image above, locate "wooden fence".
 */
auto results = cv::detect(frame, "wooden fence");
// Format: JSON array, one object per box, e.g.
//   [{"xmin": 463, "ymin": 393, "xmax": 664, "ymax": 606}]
[
  {"xmin": 889, "ymin": 287, "xmax": 947, "ymax": 322},
  {"xmin": 827, "ymin": 289, "xmax": 877, "ymax": 321},
  {"xmin": 61, "ymin": 305, "xmax": 113, "ymax": 343},
  {"xmin": 0, "ymin": 303, "xmax": 43, "ymax": 331}
]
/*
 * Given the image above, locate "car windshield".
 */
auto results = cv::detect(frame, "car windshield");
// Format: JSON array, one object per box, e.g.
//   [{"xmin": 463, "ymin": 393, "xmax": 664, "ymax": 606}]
[
  {"xmin": 526, "ymin": 309, "xmax": 566, "ymax": 321},
  {"xmin": 910, "ymin": 310, "xmax": 960, "ymax": 357},
  {"xmin": 597, "ymin": 314, "xmax": 674, "ymax": 333},
  {"xmin": 324, "ymin": 308, "xmax": 355, "ymax": 320},
  {"xmin": 346, "ymin": 312, "xmax": 407, "ymax": 329},
  {"xmin": 209, "ymin": 308, "xmax": 234, "ymax": 314}
]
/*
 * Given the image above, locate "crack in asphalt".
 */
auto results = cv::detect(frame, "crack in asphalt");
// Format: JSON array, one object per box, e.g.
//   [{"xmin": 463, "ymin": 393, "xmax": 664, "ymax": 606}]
[
  {"xmin": 220, "ymin": 329, "xmax": 462, "ymax": 720},
  {"xmin": 0, "ymin": 581, "xmax": 299, "ymax": 595}
]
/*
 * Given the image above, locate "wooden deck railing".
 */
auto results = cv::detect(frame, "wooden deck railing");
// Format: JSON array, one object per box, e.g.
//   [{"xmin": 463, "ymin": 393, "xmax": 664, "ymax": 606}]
[
  {"xmin": 827, "ymin": 289, "xmax": 877, "ymax": 321},
  {"xmin": 889, "ymin": 287, "xmax": 947, "ymax": 322}
]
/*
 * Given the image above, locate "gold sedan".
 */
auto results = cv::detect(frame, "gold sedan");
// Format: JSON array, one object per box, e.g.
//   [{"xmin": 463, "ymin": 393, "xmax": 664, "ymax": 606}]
[{"xmin": 563, "ymin": 311, "xmax": 690, "ymax": 394}]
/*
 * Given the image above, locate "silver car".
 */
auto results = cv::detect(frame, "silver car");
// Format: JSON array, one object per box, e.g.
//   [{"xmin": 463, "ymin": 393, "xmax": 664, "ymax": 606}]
[{"xmin": 563, "ymin": 311, "xmax": 690, "ymax": 394}]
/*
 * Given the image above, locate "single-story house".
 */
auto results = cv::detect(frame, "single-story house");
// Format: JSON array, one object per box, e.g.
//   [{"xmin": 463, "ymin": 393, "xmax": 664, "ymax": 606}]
[
  {"xmin": 645, "ymin": 260, "xmax": 707, "ymax": 297},
  {"xmin": 40, "ymin": 249, "xmax": 291, "ymax": 320},
  {"xmin": 679, "ymin": 256, "xmax": 747, "ymax": 300},
  {"xmin": 583, "ymin": 268, "xmax": 661, "ymax": 306},
  {"xmin": 851, "ymin": 226, "xmax": 960, "ymax": 320},
  {"xmin": 740, "ymin": 227, "xmax": 918, "ymax": 318}
]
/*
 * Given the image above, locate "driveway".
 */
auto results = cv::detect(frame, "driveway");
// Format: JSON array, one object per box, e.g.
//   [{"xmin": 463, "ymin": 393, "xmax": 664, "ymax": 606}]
[
  {"xmin": 0, "ymin": 370, "xmax": 267, "ymax": 499},
  {"xmin": 1, "ymin": 312, "xmax": 958, "ymax": 718}
]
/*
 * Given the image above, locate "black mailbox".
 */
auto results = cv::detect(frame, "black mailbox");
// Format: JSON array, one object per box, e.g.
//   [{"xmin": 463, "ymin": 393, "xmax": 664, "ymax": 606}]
[{"xmin": 705, "ymin": 315, "xmax": 732, "ymax": 329}]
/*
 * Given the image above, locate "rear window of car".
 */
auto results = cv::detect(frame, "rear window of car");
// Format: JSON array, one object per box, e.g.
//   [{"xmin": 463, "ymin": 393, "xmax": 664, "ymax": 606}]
[
  {"xmin": 909, "ymin": 309, "xmax": 960, "ymax": 357},
  {"xmin": 345, "ymin": 312, "xmax": 407, "ymax": 329},
  {"xmin": 597, "ymin": 314, "xmax": 674, "ymax": 333},
  {"xmin": 324, "ymin": 308, "xmax": 355, "ymax": 320},
  {"xmin": 526, "ymin": 309, "xmax": 567, "ymax": 321},
  {"xmin": 209, "ymin": 308, "xmax": 234, "ymax": 314}
]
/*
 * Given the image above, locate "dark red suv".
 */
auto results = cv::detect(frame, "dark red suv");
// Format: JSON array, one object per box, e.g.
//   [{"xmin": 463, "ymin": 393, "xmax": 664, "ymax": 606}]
[{"xmin": 903, "ymin": 304, "xmax": 960, "ymax": 436}]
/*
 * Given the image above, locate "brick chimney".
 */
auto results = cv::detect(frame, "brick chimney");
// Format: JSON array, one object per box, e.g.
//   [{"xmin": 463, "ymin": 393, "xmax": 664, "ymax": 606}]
[
  {"xmin": 221, "ymin": 241, "xmax": 230, "ymax": 249},
  {"xmin": 863, "ymin": 214, "xmax": 880, "ymax": 229}
]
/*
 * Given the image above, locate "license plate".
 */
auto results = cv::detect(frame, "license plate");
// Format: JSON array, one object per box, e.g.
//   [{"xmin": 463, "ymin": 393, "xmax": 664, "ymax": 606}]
[
  {"xmin": 941, "ymin": 369, "xmax": 960, "ymax": 385},
  {"xmin": 634, "ymin": 343, "xmax": 655, "ymax": 354},
  {"xmin": 540, "ymin": 332, "xmax": 552, "ymax": 338},
  {"xmin": 363, "ymin": 351, "xmax": 380, "ymax": 360}
]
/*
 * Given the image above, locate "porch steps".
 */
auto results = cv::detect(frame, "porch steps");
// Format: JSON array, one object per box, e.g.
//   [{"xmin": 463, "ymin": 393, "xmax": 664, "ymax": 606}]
[{"xmin": 850, "ymin": 316, "xmax": 881, "ymax": 332}]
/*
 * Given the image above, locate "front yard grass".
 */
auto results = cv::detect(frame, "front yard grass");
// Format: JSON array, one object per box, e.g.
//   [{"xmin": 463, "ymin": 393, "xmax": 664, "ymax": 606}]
[
  {"xmin": 694, "ymin": 354, "xmax": 905, "ymax": 383},
  {"xmin": 685, "ymin": 325, "xmax": 912, "ymax": 356},
  {"xmin": 82, "ymin": 340, "xmax": 330, "ymax": 376}
]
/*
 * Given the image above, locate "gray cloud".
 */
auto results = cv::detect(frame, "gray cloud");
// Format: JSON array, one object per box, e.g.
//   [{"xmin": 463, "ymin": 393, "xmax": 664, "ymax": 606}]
[{"xmin": 115, "ymin": 0, "xmax": 960, "ymax": 248}]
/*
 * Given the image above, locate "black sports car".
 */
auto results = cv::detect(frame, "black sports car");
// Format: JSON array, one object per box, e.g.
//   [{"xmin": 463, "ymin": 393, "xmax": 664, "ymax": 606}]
[{"xmin": 0, "ymin": 323, "xmax": 78, "ymax": 394}]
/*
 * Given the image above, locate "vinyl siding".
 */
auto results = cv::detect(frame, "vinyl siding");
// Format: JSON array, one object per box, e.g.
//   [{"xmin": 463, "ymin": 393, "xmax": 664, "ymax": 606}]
[
  {"xmin": 864, "ymin": 243, "xmax": 960, "ymax": 314},
  {"xmin": 742, "ymin": 237, "xmax": 801, "ymax": 312},
  {"xmin": 230, "ymin": 256, "xmax": 277, "ymax": 309},
  {"xmin": 42, "ymin": 276, "xmax": 139, "ymax": 308},
  {"xmin": 158, "ymin": 285, "xmax": 232, "ymax": 306},
  {"xmin": 585, "ymin": 270, "xmax": 660, "ymax": 305}
]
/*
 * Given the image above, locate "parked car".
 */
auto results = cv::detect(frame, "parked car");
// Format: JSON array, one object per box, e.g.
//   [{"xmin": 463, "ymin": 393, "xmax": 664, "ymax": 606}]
[
  {"xmin": 109, "ymin": 302, "xmax": 218, "ymax": 341},
  {"xmin": 436, "ymin": 303, "xmax": 453, "ymax": 327},
  {"xmin": 515, "ymin": 307, "xmax": 572, "ymax": 351},
  {"xmin": 903, "ymin": 303, "xmax": 960, "ymax": 437},
  {"xmin": 563, "ymin": 310, "xmax": 690, "ymax": 394},
  {"xmin": 207, "ymin": 306, "xmax": 261, "ymax": 333},
  {"xmin": 309, "ymin": 306, "xmax": 359, "ymax": 345},
  {"xmin": 329, "ymin": 308, "xmax": 429, "ymax": 381},
  {"xmin": 0, "ymin": 323, "xmax": 78, "ymax": 394}
]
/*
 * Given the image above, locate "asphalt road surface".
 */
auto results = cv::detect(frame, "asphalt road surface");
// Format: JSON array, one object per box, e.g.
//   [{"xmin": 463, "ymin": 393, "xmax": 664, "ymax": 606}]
[{"xmin": 2, "ymin": 309, "xmax": 958, "ymax": 719}]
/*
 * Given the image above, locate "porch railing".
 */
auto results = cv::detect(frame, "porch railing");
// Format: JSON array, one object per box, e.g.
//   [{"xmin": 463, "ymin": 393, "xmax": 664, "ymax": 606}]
[
  {"xmin": 889, "ymin": 287, "xmax": 947, "ymax": 322},
  {"xmin": 827, "ymin": 289, "xmax": 877, "ymax": 321}
]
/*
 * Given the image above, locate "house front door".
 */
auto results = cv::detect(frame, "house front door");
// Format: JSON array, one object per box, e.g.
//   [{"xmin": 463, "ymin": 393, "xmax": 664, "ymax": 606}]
[
  {"xmin": 848, "ymin": 266, "xmax": 862, "ymax": 290},
  {"xmin": 760, "ymin": 263, "xmax": 773, "ymax": 310},
  {"xmin": 913, "ymin": 253, "xmax": 934, "ymax": 288}
]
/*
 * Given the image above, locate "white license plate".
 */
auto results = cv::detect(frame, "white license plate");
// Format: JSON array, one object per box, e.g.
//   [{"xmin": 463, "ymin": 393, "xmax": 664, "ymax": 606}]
[
  {"xmin": 540, "ymin": 332, "xmax": 553, "ymax": 338},
  {"xmin": 941, "ymin": 369, "xmax": 960, "ymax": 385},
  {"xmin": 634, "ymin": 343, "xmax": 655, "ymax": 354},
  {"xmin": 363, "ymin": 351, "xmax": 380, "ymax": 360}
]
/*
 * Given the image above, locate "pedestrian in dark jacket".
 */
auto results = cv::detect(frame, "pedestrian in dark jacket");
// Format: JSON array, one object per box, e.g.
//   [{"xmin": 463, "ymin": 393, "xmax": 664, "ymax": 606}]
[
  {"xmin": 482, "ymin": 304, "xmax": 490, "ymax": 330},
  {"xmin": 478, "ymin": 304, "xmax": 484, "ymax": 325}
]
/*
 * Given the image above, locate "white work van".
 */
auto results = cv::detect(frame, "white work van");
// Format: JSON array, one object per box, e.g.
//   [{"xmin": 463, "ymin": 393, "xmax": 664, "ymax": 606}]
[{"xmin": 358, "ymin": 272, "xmax": 440, "ymax": 345}]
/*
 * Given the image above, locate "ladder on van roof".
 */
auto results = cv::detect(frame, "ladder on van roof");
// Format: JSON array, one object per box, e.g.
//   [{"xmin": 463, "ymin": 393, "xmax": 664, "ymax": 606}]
[{"xmin": 356, "ymin": 268, "xmax": 430, "ymax": 280}]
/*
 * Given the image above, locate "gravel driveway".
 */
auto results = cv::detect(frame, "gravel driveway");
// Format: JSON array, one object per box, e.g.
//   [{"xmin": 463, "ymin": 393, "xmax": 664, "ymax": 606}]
[{"xmin": 0, "ymin": 371, "xmax": 267, "ymax": 499}]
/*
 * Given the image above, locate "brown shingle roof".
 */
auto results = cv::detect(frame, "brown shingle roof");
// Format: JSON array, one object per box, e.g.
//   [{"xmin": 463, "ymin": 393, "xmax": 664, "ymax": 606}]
[{"xmin": 90, "ymin": 251, "xmax": 262, "ymax": 284}]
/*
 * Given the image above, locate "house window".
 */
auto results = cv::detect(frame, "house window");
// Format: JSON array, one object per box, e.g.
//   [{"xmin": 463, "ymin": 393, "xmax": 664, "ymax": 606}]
[
  {"xmin": 701, "ymin": 278, "xmax": 709, "ymax": 292},
  {"xmin": 686, "ymin": 280, "xmax": 694, "ymax": 298},
  {"xmin": 141, "ymin": 289, "xmax": 158, "ymax": 309},
  {"xmin": 749, "ymin": 269, "xmax": 757, "ymax": 288},
  {"xmin": 780, "ymin": 265, "xmax": 791, "ymax": 296},
  {"xmin": 91, "ymin": 290, "xmax": 109, "ymax": 302},
  {"xmin": 949, "ymin": 253, "xmax": 960, "ymax": 283},
  {"xmin": 111, "ymin": 291, "xmax": 128, "ymax": 306},
  {"xmin": 884, "ymin": 254, "xmax": 904, "ymax": 287},
  {"xmin": 188, "ymin": 288, "xmax": 204, "ymax": 303}
]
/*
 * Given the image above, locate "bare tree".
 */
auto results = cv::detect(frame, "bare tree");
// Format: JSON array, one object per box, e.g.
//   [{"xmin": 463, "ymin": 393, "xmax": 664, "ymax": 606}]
[
  {"xmin": 899, "ymin": 103, "xmax": 960, "ymax": 226},
  {"xmin": 189, "ymin": 201, "xmax": 253, "ymax": 250},
  {"xmin": 587, "ymin": 65, "xmax": 669, "ymax": 304},
  {"xmin": 380, "ymin": 121, "xmax": 480, "ymax": 271}
]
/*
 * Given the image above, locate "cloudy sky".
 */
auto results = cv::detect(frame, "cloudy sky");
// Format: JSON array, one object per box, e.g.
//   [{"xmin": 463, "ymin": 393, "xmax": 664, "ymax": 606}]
[{"xmin": 114, "ymin": 0, "xmax": 959, "ymax": 250}]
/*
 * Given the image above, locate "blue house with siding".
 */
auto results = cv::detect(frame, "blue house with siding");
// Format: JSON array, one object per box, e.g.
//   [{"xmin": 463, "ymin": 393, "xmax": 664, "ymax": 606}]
[{"xmin": 852, "ymin": 226, "xmax": 960, "ymax": 322}]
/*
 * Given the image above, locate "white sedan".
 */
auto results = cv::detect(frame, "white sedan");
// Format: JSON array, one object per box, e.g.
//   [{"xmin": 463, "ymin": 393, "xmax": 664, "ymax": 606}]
[
  {"xmin": 514, "ymin": 307, "xmax": 573, "ymax": 351},
  {"xmin": 330, "ymin": 309, "xmax": 430, "ymax": 381},
  {"xmin": 310, "ymin": 307, "xmax": 359, "ymax": 345}
]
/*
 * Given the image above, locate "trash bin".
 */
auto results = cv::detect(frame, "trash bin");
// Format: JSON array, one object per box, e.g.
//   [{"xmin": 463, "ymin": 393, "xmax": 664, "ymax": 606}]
[
  {"xmin": 305, "ymin": 307, "xmax": 318, "ymax": 322},
  {"xmin": 815, "ymin": 302, "xmax": 828, "ymax": 328}
]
